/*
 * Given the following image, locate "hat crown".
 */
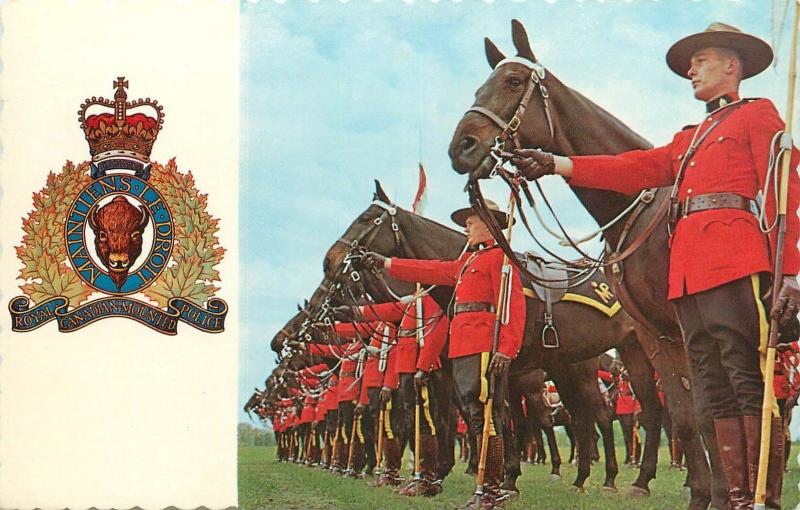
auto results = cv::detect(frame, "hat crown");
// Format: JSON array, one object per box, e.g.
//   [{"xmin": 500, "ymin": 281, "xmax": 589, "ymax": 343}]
[
  {"xmin": 704, "ymin": 22, "xmax": 743, "ymax": 35},
  {"xmin": 482, "ymin": 199, "xmax": 501, "ymax": 213}
]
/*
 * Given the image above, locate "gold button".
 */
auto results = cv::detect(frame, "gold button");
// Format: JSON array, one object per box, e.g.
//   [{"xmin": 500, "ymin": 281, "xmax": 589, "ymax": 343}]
[
  {"xmin": 707, "ymin": 117, "xmax": 713, "ymax": 122},
  {"xmin": 687, "ymin": 188, "xmax": 692, "ymax": 194},
  {"xmin": 690, "ymin": 161, "xmax": 696, "ymax": 167},
  {"xmin": 678, "ymin": 154, "xmax": 683, "ymax": 160},
  {"xmin": 717, "ymin": 136, "xmax": 724, "ymax": 141}
]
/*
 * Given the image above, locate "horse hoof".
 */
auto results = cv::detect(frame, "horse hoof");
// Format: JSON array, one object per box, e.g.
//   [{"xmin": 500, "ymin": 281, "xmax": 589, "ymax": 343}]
[
  {"xmin": 549, "ymin": 474, "xmax": 561, "ymax": 482},
  {"xmin": 601, "ymin": 485, "xmax": 618, "ymax": 494},
  {"xmin": 627, "ymin": 486, "xmax": 650, "ymax": 498},
  {"xmin": 570, "ymin": 485, "xmax": 586, "ymax": 493}
]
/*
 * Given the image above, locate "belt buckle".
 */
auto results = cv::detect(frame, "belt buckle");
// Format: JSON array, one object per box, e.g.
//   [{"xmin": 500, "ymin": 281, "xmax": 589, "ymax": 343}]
[{"xmin": 682, "ymin": 196, "xmax": 691, "ymax": 218}]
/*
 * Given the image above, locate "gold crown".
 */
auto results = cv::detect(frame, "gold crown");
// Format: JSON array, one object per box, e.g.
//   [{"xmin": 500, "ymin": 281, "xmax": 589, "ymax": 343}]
[{"xmin": 78, "ymin": 77, "xmax": 165, "ymax": 173}]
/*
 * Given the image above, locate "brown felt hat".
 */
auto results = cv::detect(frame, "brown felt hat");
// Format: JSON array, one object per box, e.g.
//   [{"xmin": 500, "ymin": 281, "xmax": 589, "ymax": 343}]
[
  {"xmin": 666, "ymin": 22, "xmax": 773, "ymax": 80},
  {"xmin": 450, "ymin": 199, "xmax": 514, "ymax": 229}
]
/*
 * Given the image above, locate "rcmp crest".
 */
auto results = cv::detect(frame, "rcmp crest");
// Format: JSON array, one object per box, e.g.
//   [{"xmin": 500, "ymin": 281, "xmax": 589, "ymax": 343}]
[{"xmin": 9, "ymin": 78, "xmax": 228, "ymax": 335}]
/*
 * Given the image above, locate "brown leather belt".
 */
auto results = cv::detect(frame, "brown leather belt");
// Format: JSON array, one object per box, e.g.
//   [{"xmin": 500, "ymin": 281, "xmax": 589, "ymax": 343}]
[
  {"xmin": 340, "ymin": 371, "xmax": 355, "ymax": 378},
  {"xmin": 678, "ymin": 192, "xmax": 756, "ymax": 218},
  {"xmin": 454, "ymin": 302, "xmax": 496, "ymax": 315}
]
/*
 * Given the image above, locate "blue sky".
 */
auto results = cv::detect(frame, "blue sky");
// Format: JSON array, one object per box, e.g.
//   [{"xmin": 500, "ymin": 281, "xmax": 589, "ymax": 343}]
[{"xmin": 238, "ymin": 0, "xmax": 799, "ymax": 435}]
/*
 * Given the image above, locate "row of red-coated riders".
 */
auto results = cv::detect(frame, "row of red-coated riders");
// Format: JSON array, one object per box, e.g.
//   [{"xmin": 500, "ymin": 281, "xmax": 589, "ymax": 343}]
[{"xmin": 249, "ymin": 302, "xmax": 800, "ymax": 508}]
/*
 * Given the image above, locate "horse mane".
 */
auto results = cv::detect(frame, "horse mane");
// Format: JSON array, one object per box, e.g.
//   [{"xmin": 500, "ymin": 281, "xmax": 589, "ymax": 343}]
[{"xmin": 547, "ymin": 72, "xmax": 653, "ymax": 155}]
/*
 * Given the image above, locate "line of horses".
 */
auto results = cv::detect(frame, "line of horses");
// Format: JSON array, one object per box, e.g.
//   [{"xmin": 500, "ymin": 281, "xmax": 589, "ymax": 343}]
[{"xmin": 247, "ymin": 20, "xmax": 798, "ymax": 510}]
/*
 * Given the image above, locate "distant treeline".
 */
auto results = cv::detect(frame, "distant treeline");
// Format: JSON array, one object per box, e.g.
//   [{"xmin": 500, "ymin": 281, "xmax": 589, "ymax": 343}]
[{"xmin": 239, "ymin": 422, "xmax": 275, "ymax": 446}]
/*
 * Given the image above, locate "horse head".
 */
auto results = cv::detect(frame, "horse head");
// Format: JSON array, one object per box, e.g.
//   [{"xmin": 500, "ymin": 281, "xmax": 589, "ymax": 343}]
[
  {"xmin": 322, "ymin": 181, "xmax": 418, "ymax": 301},
  {"xmin": 449, "ymin": 19, "xmax": 557, "ymax": 180}
]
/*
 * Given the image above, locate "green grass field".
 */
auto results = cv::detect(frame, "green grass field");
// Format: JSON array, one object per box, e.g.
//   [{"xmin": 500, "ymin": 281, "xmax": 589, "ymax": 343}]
[{"xmin": 239, "ymin": 442, "xmax": 800, "ymax": 509}]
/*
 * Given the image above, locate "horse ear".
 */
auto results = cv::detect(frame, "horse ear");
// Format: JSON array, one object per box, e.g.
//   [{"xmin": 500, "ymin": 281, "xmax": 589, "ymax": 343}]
[
  {"xmin": 484, "ymin": 37, "xmax": 505, "ymax": 69},
  {"xmin": 511, "ymin": 19, "xmax": 537, "ymax": 62},
  {"xmin": 374, "ymin": 179, "xmax": 391, "ymax": 203},
  {"xmin": 304, "ymin": 299, "xmax": 310, "ymax": 309}
]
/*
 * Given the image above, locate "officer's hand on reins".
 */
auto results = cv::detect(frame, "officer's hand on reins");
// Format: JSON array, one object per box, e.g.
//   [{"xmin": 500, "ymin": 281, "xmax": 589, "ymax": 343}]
[
  {"xmin": 510, "ymin": 148, "xmax": 555, "ymax": 181},
  {"xmin": 770, "ymin": 276, "xmax": 800, "ymax": 327},
  {"xmin": 361, "ymin": 252, "xmax": 388, "ymax": 271},
  {"xmin": 379, "ymin": 386, "xmax": 392, "ymax": 403},
  {"xmin": 332, "ymin": 305, "xmax": 357, "ymax": 322},
  {"xmin": 413, "ymin": 369, "xmax": 427, "ymax": 388},
  {"xmin": 488, "ymin": 352, "xmax": 512, "ymax": 376}
]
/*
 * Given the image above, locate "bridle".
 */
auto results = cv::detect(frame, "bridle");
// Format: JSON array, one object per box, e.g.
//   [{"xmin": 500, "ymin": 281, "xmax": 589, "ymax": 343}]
[
  {"xmin": 463, "ymin": 56, "xmax": 667, "ymax": 293},
  {"xmin": 466, "ymin": 56, "xmax": 555, "ymax": 176}
]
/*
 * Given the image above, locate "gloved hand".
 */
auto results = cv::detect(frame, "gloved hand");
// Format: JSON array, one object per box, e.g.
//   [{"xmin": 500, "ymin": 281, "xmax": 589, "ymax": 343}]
[
  {"xmin": 332, "ymin": 305, "xmax": 357, "ymax": 322},
  {"xmin": 413, "ymin": 369, "xmax": 428, "ymax": 388},
  {"xmin": 488, "ymin": 352, "xmax": 513, "ymax": 376},
  {"xmin": 365, "ymin": 345, "xmax": 382, "ymax": 357},
  {"xmin": 510, "ymin": 148, "xmax": 555, "ymax": 181},
  {"xmin": 362, "ymin": 251, "xmax": 388, "ymax": 271},
  {"xmin": 355, "ymin": 403, "xmax": 365, "ymax": 416},
  {"xmin": 770, "ymin": 276, "xmax": 800, "ymax": 327},
  {"xmin": 286, "ymin": 339, "xmax": 305, "ymax": 350},
  {"xmin": 379, "ymin": 386, "xmax": 393, "ymax": 403}
]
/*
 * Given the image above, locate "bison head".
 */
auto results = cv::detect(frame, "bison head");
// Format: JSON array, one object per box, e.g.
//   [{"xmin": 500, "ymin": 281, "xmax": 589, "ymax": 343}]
[{"xmin": 88, "ymin": 196, "xmax": 150, "ymax": 291}]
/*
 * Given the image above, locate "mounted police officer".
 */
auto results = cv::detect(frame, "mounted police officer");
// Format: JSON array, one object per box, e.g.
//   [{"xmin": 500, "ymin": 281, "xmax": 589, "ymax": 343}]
[
  {"xmin": 509, "ymin": 23, "xmax": 799, "ymax": 509},
  {"xmin": 360, "ymin": 199, "xmax": 526, "ymax": 509}
]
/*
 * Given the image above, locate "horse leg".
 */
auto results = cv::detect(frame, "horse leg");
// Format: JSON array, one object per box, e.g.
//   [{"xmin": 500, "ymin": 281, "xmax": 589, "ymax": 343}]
[
  {"xmin": 544, "ymin": 424, "xmax": 562, "ymax": 479},
  {"xmin": 502, "ymin": 381, "xmax": 524, "ymax": 493},
  {"xmin": 552, "ymin": 373, "xmax": 592, "ymax": 490},
  {"xmin": 431, "ymin": 364, "xmax": 456, "ymax": 482},
  {"xmin": 618, "ymin": 338, "xmax": 660, "ymax": 497},
  {"xmin": 594, "ymin": 417, "xmax": 619, "ymax": 491},
  {"xmin": 564, "ymin": 422, "xmax": 576, "ymax": 464},
  {"xmin": 632, "ymin": 325, "xmax": 714, "ymax": 510}
]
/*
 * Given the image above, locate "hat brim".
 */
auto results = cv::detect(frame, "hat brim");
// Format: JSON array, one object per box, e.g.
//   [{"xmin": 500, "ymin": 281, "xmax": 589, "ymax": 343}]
[
  {"xmin": 450, "ymin": 207, "xmax": 514, "ymax": 229},
  {"xmin": 666, "ymin": 31, "xmax": 773, "ymax": 80}
]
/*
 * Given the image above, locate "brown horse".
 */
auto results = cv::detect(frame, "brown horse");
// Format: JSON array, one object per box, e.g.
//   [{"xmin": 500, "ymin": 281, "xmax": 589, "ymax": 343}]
[
  {"xmin": 448, "ymin": 19, "xmax": 724, "ymax": 510},
  {"xmin": 321, "ymin": 183, "xmax": 687, "ymax": 494}
]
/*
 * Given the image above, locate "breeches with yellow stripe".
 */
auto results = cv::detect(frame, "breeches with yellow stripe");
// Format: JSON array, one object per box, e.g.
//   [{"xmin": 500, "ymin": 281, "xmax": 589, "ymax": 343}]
[
  {"xmin": 674, "ymin": 274, "xmax": 768, "ymax": 419},
  {"xmin": 453, "ymin": 352, "xmax": 506, "ymax": 439},
  {"xmin": 398, "ymin": 372, "xmax": 438, "ymax": 438}
]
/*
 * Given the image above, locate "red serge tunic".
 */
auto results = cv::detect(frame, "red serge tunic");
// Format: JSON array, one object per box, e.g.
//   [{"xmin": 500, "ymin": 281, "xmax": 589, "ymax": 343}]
[
  {"xmin": 615, "ymin": 378, "xmax": 638, "ymax": 415},
  {"xmin": 307, "ymin": 337, "xmax": 362, "ymax": 404},
  {"xmin": 358, "ymin": 322, "xmax": 397, "ymax": 405},
  {"xmin": 569, "ymin": 97, "xmax": 800, "ymax": 299},
  {"xmin": 388, "ymin": 241, "xmax": 526, "ymax": 359},
  {"xmin": 359, "ymin": 295, "xmax": 449, "ymax": 373},
  {"xmin": 319, "ymin": 376, "xmax": 339, "ymax": 416},
  {"xmin": 299, "ymin": 395, "xmax": 317, "ymax": 424}
]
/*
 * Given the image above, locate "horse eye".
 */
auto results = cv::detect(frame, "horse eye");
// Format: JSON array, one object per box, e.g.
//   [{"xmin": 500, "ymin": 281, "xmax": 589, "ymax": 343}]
[{"xmin": 508, "ymin": 77, "xmax": 523, "ymax": 88}]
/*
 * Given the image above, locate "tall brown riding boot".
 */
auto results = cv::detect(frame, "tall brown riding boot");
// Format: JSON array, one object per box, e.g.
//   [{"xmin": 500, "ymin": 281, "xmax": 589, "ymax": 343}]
[
  {"xmin": 478, "ymin": 435, "xmax": 508, "ymax": 509},
  {"xmin": 714, "ymin": 417, "xmax": 752, "ymax": 510},
  {"xmin": 766, "ymin": 417, "xmax": 786, "ymax": 509},
  {"xmin": 348, "ymin": 439, "xmax": 365, "ymax": 478},
  {"xmin": 370, "ymin": 437, "xmax": 403, "ymax": 487},
  {"xmin": 400, "ymin": 434, "xmax": 441, "ymax": 497},
  {"xmin": 745, "ymin": 415, "xmax": 786, "ymax": 509}
]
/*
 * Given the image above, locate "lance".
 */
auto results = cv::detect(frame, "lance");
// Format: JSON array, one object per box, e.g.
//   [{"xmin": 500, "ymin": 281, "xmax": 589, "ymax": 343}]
[
  {"xmin": 375, "ymin": 324, "xmax": 390, "ymax": 474},
  {"xmin": 346, "ymin": 411, "xmax": 360, "ymax": 475},
  {"xmin": 376, "ymin": 400, "xmax": 386, "ymax": 473},
  {"xmin": 475, "ymin": 191, "xmax": 517, "ymax": 496},
  {"xmin": 330, "ymin": 419, "xmax": 341, "ymax": 470},
  {"xmin": 413, "ymin": 284, "xmax": 425, "ymax": 483},
  {"xmin": 321, "ymin": 426, "xmax": 331, "ymax": 467},
  {"xmin": 756, "ymin": 3, "xmax": 800, "ymax": 507},
  {"xmin": 305, "ymin": 422, "xmax": 316, "ymax": 464}
]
